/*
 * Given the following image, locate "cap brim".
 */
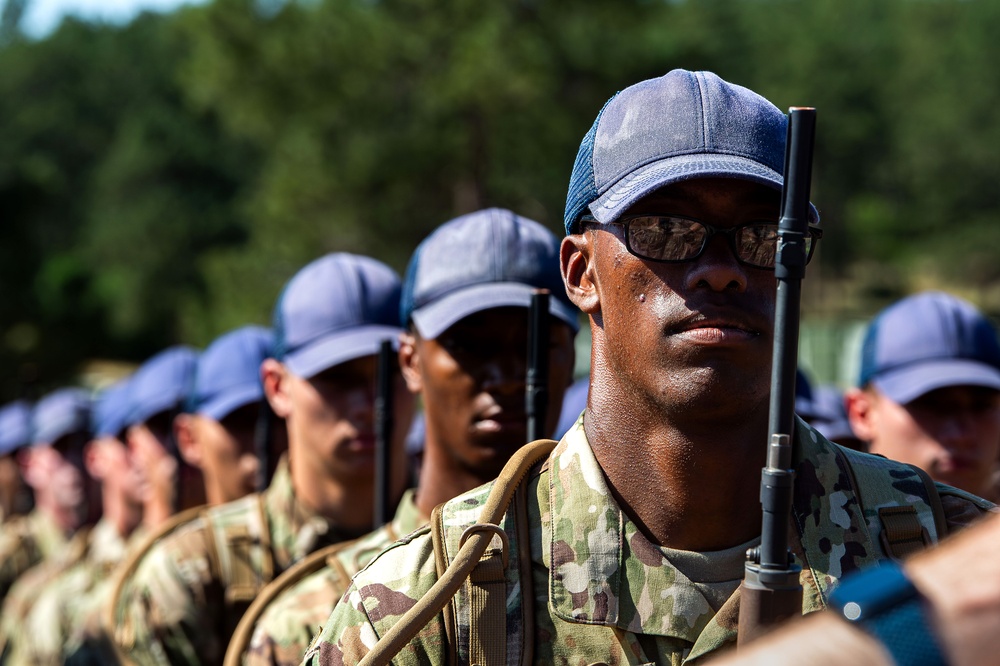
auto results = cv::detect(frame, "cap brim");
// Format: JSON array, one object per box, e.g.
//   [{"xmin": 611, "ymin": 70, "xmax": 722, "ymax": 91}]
[
  {"xmin": 410, "ymin": 282, "xmax": 581, "ymax": 340},
  {"xmin": 196, "ymin": 383, "xmax": 264, "ymax": 422},
  {"xmin": 588, "ymin": 153, "xmax": 819, "ymax": 224},
  {"xmin": 283, "ymin": 325, "xmax": 403, "ymax": 379},
  {"xmin": 872, "ymin": 358, "xmax": 1000, "ymax": 405}
]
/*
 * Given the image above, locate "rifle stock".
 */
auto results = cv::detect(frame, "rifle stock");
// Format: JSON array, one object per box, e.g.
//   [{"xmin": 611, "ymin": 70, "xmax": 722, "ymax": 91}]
[
  {"xmin": 526, "ymin": 290, "xmax": 550, "ymax": 443},
  {"xmin": 738, "ymin": 107, "xmax": 816, "ymax": 645}
]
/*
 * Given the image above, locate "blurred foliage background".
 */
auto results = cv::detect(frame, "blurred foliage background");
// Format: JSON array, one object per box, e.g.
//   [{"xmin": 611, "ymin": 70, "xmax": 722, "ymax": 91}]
[{"xmin": 2, "ymin": 0, "xmax": 1000, "ymax": 399}]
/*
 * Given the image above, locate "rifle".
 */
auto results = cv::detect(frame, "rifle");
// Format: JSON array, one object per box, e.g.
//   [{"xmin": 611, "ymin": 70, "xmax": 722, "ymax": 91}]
[
  {"xmin": 738, "ymin": 107, "xmax": 817, "ymax": 645},
  {"xmin": 254, "ymin": 400, "xmax": 275, "ymax": 492},
  {"xmin": 373, "ymin": 339, "xmax": 395, "ymax": 527},
  {"xmin": 525, "ymin": 290, "xmax": 551, "ymax": 442}
]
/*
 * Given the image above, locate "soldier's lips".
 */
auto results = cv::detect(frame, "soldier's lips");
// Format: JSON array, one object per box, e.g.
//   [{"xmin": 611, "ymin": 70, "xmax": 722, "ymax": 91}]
[
  {"xmin": 667, "ymin": 314, "xmax": 761, "ymax": 345},
  {"xmin": 473, "ymin": 413, "xmax": 526, "ymax": 433},
  {"xmin": 346, "ymin": 437, "xmax": 376, "ymax": 454}
]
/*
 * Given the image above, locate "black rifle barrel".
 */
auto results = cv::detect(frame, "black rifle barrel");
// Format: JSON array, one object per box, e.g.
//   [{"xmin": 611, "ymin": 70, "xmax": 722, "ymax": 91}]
[
  {"xmin": 739, "ymin": 107, "xmax": 816, "ymax": 645},
  {"xmin": 254, "ymin": 400, "xmax": 275, "ymax": 492},
  {"xmin": 525, "ymin": 290, "xmax": 550, "ymax": 443},
  {"xmin": 373, "ymin": 338, "xmax": 395, "ymax": 527}
]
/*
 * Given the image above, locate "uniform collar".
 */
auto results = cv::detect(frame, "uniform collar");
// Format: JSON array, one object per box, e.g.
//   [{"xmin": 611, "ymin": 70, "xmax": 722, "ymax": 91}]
[
  {"xmin": 263, "ymin": 455, "xmax": 353, "ymax": 568},
  {"xmin": 544, "ymin": 417, "xmax": 878, "ymax": 649}
]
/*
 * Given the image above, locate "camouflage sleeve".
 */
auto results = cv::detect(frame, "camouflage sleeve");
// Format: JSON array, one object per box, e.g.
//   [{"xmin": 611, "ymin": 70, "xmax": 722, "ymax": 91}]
[
  {"xmin": 300, "ymin": 529, "xmax": 445, "ymax": 666},
  {"xmin": 114, "ymin": 521, "xmax": 226, "ymax": 666},
  {"xmin": 18, "ymin": 574, "xmax": 72, "ymax": 666}
]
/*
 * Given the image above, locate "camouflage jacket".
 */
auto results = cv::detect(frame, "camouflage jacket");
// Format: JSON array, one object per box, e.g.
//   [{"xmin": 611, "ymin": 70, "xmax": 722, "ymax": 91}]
[
  {"xmin": 303, "ymin": 417, "xmax": 993, "ymax": 666},
  {"xmin": 0, "ymin": 523, "xmax": 91, "ymax": 663},
  {"xmin": 239, "ymin": 490, "xmax": 426, "ymax": 666},
  {"xmin": 0, "ymin": 509, "xmax": 68, "ymax": 604},
  {"xmin": 12, "ymin": 518, "xmax": 142, "ymax": 665},
  {"xmin": 112, "ymin": 458, "xmax": 358, "ymax": 666}
]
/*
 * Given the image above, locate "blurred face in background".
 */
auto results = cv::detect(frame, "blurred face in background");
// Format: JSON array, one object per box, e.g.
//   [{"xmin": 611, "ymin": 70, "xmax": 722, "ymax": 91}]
[
  {"xmin": 264, "ymin": 354, "xmax": 415, "ymax": 500},
  {"xmin": 128, "ymin": 410, "xmax": 206, "ymax": 511},
  {"xmin": 848, "ymin": 384, "xmax": 1000, "ymax": 496},
  {"xmin": 21, "ymin": 431, "xmax": 92, "ymax": 531},
  {"xmin": 176, "ymin": 403, "xmax": 261, "ymax": 505},
  {"xmin": 86, "ymin": 435, "xmax": 143, "ymax": 511}
]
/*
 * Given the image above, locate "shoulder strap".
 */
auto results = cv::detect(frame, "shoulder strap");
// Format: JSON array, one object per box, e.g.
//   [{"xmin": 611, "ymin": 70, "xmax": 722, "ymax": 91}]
[
  {"xmin": 204, "ymin": 493, "xmax": 274, "ymax": 607},
  {"xmin": 433, "ymin": 439, "xmax": 553, "ymax": 666},
  {"xmin": 223, "ymin": 538, "xmax": 356, "ymax": 666},
  {"xmin": 834, "ymin": 445, "xmax": 943, "ymax": 560},
  {"xmin": 363, "ymin": 439, "xmax": 554, "ymax": 666},
  {"xmin": 104, "ymin": 506, "xmax": 206, "ymax": 666}
]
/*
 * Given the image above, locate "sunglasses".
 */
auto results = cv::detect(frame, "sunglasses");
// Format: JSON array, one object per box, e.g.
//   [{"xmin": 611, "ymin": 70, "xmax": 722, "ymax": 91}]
[{"xmin": 580, "ymin": 214, "xmax": 823, "ymax": 269}]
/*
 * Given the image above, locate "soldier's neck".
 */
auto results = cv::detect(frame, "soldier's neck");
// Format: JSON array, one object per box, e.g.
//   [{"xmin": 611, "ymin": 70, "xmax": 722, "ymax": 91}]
[
  {"xmin": 103, "ymin": 486, "xmax": 142, "ymax": 539},
  {"xmin": 586, "ymin": 394, "xmax": 767, "ymax": 552},
  {"xmin": 289, "ymin": 452, "xmax": 375, "ymax": 534},
  {"xmin": 415, "ymin": 439, "xmax": 495, "ymax": 518}
]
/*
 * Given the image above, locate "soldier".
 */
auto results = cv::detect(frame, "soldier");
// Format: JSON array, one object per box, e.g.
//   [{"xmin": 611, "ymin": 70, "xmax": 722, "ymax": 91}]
[
  {"xmin": 124, "ymin": 345, "xmax": 204, "ymax": 531},
  {"xmin": 845, "ymin": 291, "xmax": 1000, "ymax": 497},
  {"xmin": 0, "ymin": 400, "xmax": 34, "ymax": 524},
  {"xmin": 10, "ymin": 378, "xmax": 141, "ymax": 665},
  {"xmin": 303, "ymin": 70, "xmax": 994, "ymax": 666},
  {"xmin": 0, "ymin": 388, "xmax": 96, "ymax": 657},
  {"xmin": 0, "ymin": 388, "xmax": 93, "ymax": 604},
  {"xmin": 174, "ymin": 326, "xmax": 275, "ymax": 506},
  {"xmin": 231, "ymin": 209, "xmax": 579, "ymax": 666},
  {"xmin": 110, "ymin": 253, "xmax": 416, "ymax": 666}
]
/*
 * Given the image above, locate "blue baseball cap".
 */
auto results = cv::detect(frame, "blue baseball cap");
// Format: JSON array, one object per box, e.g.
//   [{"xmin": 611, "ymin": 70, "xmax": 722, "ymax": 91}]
[
  {"xmin": 93, "ymin": 379, "xmax": 133, "ymax": 439},
  {"xmin": 564, "ymin": 69, "xmax": 819, "ymax": 234},
  {"xmin": 0, "ymin": 401, "xmax": 33, "ymax": 455},
  {"xmin": 401, "ymin": 208, "xmax": 580, "ymax": 339},
  {"xmin": 190, "ymin": 326, "xmax": 272, "ymax": 420},
  {"xmin": 125, "ymin": 346, "xmax": 199, "ymax": 427},
  {"xmin": 32, "ymin": 388, "xmax": 93, "ymax": 446},
  {"xmin": 809, "ymin": 385, "xmax": 856, "ymax": 443},
  {"xmin": 859, "ymin": 291, "xmax": 1000, "ymax": 404},
  {"xmin": 273, "ymin": 253, "xmax": 403, "ymax": 379}
]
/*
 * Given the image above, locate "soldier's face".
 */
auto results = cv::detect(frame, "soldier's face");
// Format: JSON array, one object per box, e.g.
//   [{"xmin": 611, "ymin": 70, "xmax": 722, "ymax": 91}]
[
  {"xmin": 192, "ymin": 404, "xmax": 260, "ymax": 504},
  {"xmin": 863, "ymin": 385, "xmax": 1000, "ymax": 496},
  {"xmin": 570, "ymin": 178, "xmax": 779, "ymax": 417},
  {"xmin": 285, "ymin": 355, "xmax": 413, "ymax": 485},
  {"xmin": 406, "ymin": 308, "xmax": 575, "ymax": 479},
  {"xmin": 127, "ymin": 416, "xmax": 176, "ymax": 504}
]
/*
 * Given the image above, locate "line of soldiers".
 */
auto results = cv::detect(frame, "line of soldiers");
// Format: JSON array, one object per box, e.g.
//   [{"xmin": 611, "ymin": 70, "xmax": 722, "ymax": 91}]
[{"xmin": 0, "ymin": 68, "xmax": 998, "ymax": 666}]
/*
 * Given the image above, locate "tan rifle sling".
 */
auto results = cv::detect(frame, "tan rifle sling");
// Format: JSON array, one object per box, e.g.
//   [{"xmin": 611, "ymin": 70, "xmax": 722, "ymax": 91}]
[{"xmin": 358, "ymin": 439, "xmax": 555, "ymax": 666}]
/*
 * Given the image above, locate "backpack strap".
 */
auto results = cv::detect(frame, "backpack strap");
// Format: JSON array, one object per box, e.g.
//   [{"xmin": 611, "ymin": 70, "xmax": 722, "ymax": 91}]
[
  {"xmin": 104, "ymin": 506, "xmax": 207, "ymax": 666},
  {"xmin": 223, "ymin": 538, "xmax": 358, "ymax": 666},
  {"xmin": 434, "ymin": 440, "xmax": 553, "ymax": 666},
  {"xmin": 833, "ymin": 445, "xmax": 944, "ymax": 561},
  {"xmin": 204, "ymin": 493, "xmax": 274, "ymax": 608},
  {"xmin": 361, "ymin": 439, "xmax": 555, "ymax": 666}
]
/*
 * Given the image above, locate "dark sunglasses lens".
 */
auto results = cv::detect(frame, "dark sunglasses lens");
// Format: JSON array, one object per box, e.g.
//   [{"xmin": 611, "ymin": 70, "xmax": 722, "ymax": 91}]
[
  {"xmin": 628, "ymin": 216, "xmax": 706, "ymax": 261},
  {"xmin": 736, "ymin": 224, "xmax": 779, "ymax": 267}
]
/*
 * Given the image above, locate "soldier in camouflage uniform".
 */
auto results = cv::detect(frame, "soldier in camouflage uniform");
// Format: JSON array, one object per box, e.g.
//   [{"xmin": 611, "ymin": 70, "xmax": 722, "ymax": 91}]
[
  {"xmin": 303, "ymin": 70, "xmax": 995, "ymax": 666},
  {"xmin": 110, "ymin": 254, "xmax": 417, "ymax": 666},
  {"xmin": 0, "ymin": 401, "xmax": 34, "ymax": 526},
  {"xmin": 9, "ymin": 378, "xmax": 141, "ymax": 665},
  {"xmin": 233, "ymin": 209, "xmax": 580, "ymax": 666},
  {"xmin": 0, "ymin": 388, "xmax": 96, "ymax": 658}
]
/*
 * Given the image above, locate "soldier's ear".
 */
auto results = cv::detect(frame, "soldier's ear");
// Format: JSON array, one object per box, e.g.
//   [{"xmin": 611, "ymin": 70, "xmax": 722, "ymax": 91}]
[
  {"xmin": 174, "ymin": 414, "xmax": 201, "ymax": 469},
  {"xmin": 844, "ymin": 387, "xmax": 874, "ymax": 443},
  {"xmin": 399, "ymin": 331, "xmax": 423, "ymax": 394},
  {"xmin": 261, "ymin": 359, "xmax": 293, "ymax": 419},
  {"xmin": 561, "ymin": 233, "xmax": 600, "ymax": 315}
]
